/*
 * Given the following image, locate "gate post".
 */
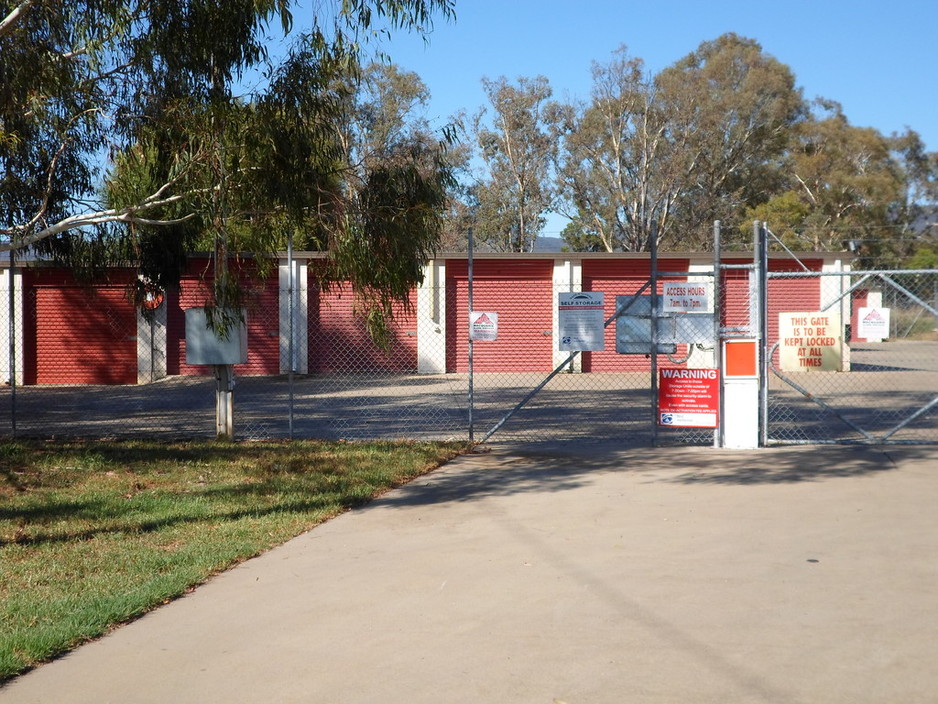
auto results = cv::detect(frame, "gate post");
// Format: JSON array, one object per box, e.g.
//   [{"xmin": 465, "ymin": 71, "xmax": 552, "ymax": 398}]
[
  {"xmin": 215, "ymin": 364, "xmax": 234, "ymax": 439},
  {"xmin": 716, "ymin": 221, "xmax": 764, "ymax": 449}
]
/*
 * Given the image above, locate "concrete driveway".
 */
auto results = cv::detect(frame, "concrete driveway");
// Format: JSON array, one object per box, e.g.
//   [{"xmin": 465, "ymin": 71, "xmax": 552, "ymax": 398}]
[{"xmin": 2, "ymin": 443, "xmax": 937, "ymax": 703}]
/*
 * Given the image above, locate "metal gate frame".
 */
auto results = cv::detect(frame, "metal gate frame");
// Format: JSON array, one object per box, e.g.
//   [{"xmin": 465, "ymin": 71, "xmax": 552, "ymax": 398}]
[
  {"xmin": 763, "ymin": 267, "xmax": 938, "ymax": 445},
  {"xmin": 754, "ymin": 222, "xmax": 938, "ymax": 445},
  {"xmin": 472, "ymin": 223, "xmax": 719, "ymax": 448}
]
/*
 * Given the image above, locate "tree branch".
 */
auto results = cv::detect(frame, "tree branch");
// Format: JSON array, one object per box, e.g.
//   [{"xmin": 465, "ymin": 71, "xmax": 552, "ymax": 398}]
[
  {"xmin": 0, "ymin": 200, "xmax": 199, "ymax": 254},
  {"xmin": 0, "ymin": 0, "xmax": 33, "ymax": 40}
]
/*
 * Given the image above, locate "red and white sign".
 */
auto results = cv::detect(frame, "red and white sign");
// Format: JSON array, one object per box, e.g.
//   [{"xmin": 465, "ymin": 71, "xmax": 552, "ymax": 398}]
[
  {"xmin": 470, "ymin": 311, "xmax": 498, "ymax": 341},
  {"xmin": 778, "ymin": 312, "xmax": 842, "ymax": 371},
  {"xmin": 658, "ymin": 367, "xmax": 719, "ymax": 428},
  {"xmin": 858, "ymin": 307, "xmax": 889, "ymax": 341}
]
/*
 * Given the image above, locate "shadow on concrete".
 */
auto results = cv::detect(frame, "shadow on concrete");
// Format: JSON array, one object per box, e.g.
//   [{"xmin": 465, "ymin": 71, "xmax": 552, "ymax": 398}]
[
  {"xmin": 660, "ymin": 445, "xmax": 907, "ymax": 485},
  {"xmin": 374, "ymin": 443, "xmax": 938, "ymax": 511}
]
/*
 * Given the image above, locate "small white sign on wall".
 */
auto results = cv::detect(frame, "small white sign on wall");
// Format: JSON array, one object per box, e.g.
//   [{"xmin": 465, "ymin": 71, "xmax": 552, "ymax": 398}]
[{"xmin": 470, "ymin": 311, "xmax": 498, "ymax": 341}]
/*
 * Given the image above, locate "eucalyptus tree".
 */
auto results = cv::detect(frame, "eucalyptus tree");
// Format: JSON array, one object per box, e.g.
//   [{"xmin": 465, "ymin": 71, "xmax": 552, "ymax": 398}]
[
  {"xmin": 1, "ymin": 0, "xmax": 455, "ymax": 329},
  {"xmin": 743, "ymin": 100, "xmax": 913, "ymax": 264},
  {"xmin": 654, "ymin": 33, "xmax": 804, "ymax": 248},
  {"xmin": 552, "ymin": 47, "xmax": 676, "ymax": 252},
  {"xmin": 553, "ymin": 35, "xmax": 803, "ymax": 252},
  {"xmin": 472, "ymin": 75, "xmax": 554, "ymax": 252},
  {"xmin": 889, "ymin": 128, "xmax": 938, "ymax": 265},
  {"xmin": 324, "ymin": 59, "xmax": 457, "ymax": 326}
]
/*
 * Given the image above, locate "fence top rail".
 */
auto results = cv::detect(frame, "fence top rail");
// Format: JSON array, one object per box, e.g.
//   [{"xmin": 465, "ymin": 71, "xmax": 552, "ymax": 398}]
[
  {"xmin": 767, "ymin": 269, "xmax": 938, "ymax": 277},
  {"xmin": 655, "ymin": 270, "xmax": 716, "ymax": 278}
]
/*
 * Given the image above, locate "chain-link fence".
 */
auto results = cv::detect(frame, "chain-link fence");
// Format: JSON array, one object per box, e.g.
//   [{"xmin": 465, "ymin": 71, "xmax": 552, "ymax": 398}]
[
  {"xmin": 0, "ymin": 264, "xmax": 229, "ymax": 440},
  {"xmin": 0, "ymin": 257, "xmax": 715, "ymax": 448},
  {"xmin": 236, "ymin": 276, "xmax": 470, "ymax": 442},
  {"xmin": 765, "ymin": 269, "xmax": 938, "ymax": 444},
  {"xmin": 237, "ymin": 261, "xmax": 702, "ymax": 448},
  {"xmin": 2, "ymin": 255, "xmax": 934, "ymax": 447}
]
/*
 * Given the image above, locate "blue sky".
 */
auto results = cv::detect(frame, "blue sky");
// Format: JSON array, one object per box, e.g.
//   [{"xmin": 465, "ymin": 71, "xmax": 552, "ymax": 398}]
[{"xmin": 381, "ymin": 0, "xmax": 937, "ymax": 153}]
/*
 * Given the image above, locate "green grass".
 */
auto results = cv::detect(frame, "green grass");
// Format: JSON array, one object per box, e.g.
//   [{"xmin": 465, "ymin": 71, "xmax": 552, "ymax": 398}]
[{"xmin": 0, "ymin": 438, "xmax": 464, "ymax": 681}]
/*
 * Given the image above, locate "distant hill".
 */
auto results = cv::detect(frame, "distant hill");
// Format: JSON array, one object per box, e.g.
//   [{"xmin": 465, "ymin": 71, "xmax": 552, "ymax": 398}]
[{"xmin": 533, "ymin": 236, "xmax": 565, "ymax": 252}]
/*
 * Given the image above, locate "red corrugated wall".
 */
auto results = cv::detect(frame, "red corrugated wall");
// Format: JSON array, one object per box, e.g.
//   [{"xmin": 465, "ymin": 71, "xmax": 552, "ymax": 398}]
[
  {"xmin": 308, "ymin": 280, "xmax": 418, "ymax": 373},
  {"xmin": 767, "ymin": 260, "xmax": 823, "ymax": 367},
  {"xmin": 25, "ymin": 269, "xmax": 138, "ymax": 385},
  {"xmin": 15, "ymin": 256, "xmax": 831, "ymax": 385},
  {"xmin": 850, "ymin": 289, "xmax": 869, "ymax": 342},
  {"xmin": 719, "ymin": 259, "xmax": 753, "ymax": 334},
  {"xmin": 445, "ymin": 259, "xmax": 554, "ymax": 373},
  {"xmin": 720, "ymin": 258, "xmax": 823, "ymax": 366}
]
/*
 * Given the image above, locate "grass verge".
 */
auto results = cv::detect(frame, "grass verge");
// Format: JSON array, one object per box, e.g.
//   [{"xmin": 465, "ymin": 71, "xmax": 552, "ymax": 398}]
[{"xmin": 0, "ymin": 438, "xmax": 463, "ymax": 682}]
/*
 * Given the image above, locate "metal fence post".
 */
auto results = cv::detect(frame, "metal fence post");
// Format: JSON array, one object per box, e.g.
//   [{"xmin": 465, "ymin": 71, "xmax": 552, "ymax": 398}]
[
  {"xmin": 467, "ymin": 227, "xmax": 474, "ymax": 445},
  {"xmin": 287, "ymin": 230, "xmax": 295, "ymax": 440},
  {"xmin": 713, "ymin": 220, "xmax": 723, "ymax": 447},
  {"xmin": 8, "ymin": 246, "xmax": 15, "ymax": 437},
  {"xmin": 650, "ymin": 220, "xmax": 659, "ymax": 447},
  {"xmin": 755, "ymin": 220, "xmax": 769, "ymax": 448}
]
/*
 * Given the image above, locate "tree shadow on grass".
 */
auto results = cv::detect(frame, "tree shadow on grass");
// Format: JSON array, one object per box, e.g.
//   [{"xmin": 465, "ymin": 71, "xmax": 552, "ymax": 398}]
[
  {"xmin": 0, "ymin": 491, "xmax": 339, "ymax": 549},
  {"xmin": 5, "ymin": 442, "xmax": 936, "ymax": 548}
]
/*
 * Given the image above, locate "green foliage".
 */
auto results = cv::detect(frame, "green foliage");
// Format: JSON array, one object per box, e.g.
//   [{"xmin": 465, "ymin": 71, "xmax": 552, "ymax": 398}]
[
  {"xmin": 0, "ymin": 1, "xmax": 111, "ymax": 235},
  {"xmin": 737, "ymin": 100, "xmax": 925, "ymax": 265},
  {"xmin": 333, "ymin": 156, "xmax": 450, "ymax": 341},
  {"xmin": 653, "ymin": 34, "xmax": 804, "ymax": 248},
  {"xmin": 543, "ymin": 33, "xmax": 938, "ymax": 257},
  {"xmin": 553, "ymin": 46, "xmax": 664, "ymax": 252},
  {"xmin": 559, "ymin": 219, "xmax": 612, "ymax": 252},
  {"xmin": 2, "ymin": 0, "xmax": 456, "ymax": 335},
  {"xmin": 907, "ymin": 246, "xmax": 937, "ymax": 270},
  {"xmin": 740, "ymin": 191, "xmax": 812, "ymax": 248},
  {"xmin": 550, "ymin": 35, "xmax": 804, "ymax": 252}
]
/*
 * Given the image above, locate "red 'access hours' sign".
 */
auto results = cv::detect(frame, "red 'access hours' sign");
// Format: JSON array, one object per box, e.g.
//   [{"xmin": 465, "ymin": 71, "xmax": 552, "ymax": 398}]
[{"xmin": 658, "ymin": 368, "xmax": 719, "ymax": 428}]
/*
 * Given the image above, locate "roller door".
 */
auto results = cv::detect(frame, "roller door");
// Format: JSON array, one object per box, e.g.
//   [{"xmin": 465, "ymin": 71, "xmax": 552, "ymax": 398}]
[
  {"xmin": 33, "ymin": 286, "xmax": 137, "ymax": 384},
  {"xmin": 167, "ymin": 263, "xmax": 281, "ymax": 376},
  {"xmin": 446, "ymin": 260, "xmax": 554, "ymax": 373},
  {"xmin": 308, "ymin": 282, "xmax": 418, "ymax": 373}
]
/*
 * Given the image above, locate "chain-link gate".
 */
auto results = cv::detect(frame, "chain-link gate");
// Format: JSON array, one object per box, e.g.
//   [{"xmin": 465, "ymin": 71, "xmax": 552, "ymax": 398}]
[
  {"xmin": 465, "ymin": 234, "xmax": 718, "ymax": 448},
  {"xmin": 765, "ymin": 268, "xmax": 938, "ymax": 445}
]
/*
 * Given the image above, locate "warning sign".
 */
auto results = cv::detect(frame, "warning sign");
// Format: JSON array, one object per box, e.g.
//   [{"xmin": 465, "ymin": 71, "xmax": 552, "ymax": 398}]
[
  {"xmin": 658, "ymin": 368, "xmax": 719, "ymax": 428},
  {"xmin": 470, "ymin": 311, "xmax": 498, "ymax": 341},
  {"xmin": 778, "ymin": 312, "xmax": 843, "ymax": 372}
]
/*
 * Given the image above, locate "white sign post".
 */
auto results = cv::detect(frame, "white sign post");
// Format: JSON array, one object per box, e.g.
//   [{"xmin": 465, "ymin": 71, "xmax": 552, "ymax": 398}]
[{"xmin": 558, "ymin": 292, "xmax": 605, "ymax": 351}]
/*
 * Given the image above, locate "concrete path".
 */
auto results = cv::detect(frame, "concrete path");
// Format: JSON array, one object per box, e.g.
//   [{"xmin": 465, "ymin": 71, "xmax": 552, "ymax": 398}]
[{"xmin": 2, "ymin": 444, "xmax": 937, "ymax": 703}]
